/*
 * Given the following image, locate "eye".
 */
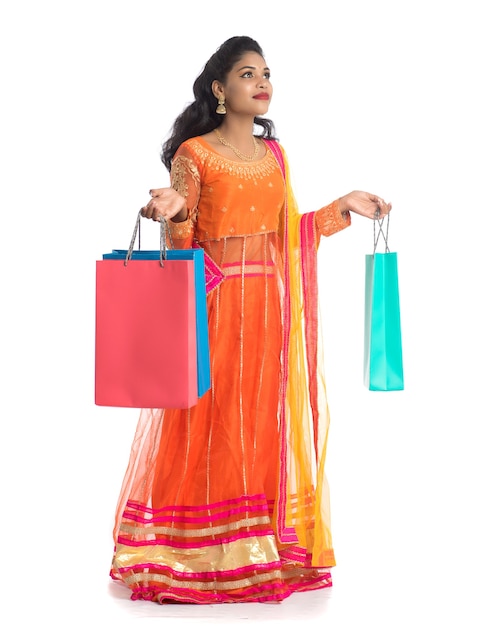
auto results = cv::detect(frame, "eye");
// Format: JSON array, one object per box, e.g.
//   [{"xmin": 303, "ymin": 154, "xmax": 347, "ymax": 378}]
[
  {"xmin": 264, "ymin": 72, "xmax": 271, "ymax": 80},
  {"xmin": 241, "ymin": 71, "xmax": 254, "ymax": 78}
]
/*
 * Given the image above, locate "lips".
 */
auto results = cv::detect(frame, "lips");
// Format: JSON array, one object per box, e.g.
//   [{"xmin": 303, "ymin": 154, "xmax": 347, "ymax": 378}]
[{"xmin": 253, "ymin": 93, "xmax": 269, "ymax": 100}]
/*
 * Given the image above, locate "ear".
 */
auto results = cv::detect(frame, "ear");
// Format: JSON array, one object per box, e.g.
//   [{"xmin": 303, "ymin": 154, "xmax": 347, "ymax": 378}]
[{"xmin": 211, "ymin": 80, "xmax": 224, "ymax": 99}]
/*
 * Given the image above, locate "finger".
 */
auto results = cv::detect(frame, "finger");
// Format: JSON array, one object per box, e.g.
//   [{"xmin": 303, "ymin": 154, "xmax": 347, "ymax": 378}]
[
  {"xmin": 141, "ymin": 203, "xmax": 156, "ymax": 219},
  {"xmin": 380, "ymin": 201, "xmax": 392, "ymax": 215},
  {"xmin": 376, "ymin": 198, "xmax": 391, "ymax": 216},
  {"xmin": 378, "ymin": 202, "xmax": 392, "ymax": 218},
  {"xmin": 147, "ymin": 199, "xmax": 160, "ymax": 215},
  {"xmin": 149, "ymin": 188, "xmax": 166, "ymax": 198},
  {"xmin": 367, "ymin": 193, "xmax": 381, "ymax": 204},
  {"xmin": 152, "ymin": 205, "xmax": 167, "ymax": 222}
]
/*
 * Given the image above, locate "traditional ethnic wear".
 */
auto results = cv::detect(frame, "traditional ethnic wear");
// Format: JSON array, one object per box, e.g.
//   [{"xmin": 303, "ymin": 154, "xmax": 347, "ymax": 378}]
[{"xmin": 110, "ymin": 136, "xmax": 351, "ymax": 603}]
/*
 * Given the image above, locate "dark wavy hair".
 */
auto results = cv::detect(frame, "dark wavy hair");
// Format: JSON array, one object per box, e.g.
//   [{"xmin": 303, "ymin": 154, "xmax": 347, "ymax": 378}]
[{"xmin": 161, "ymin": 36, "xmax": 277, "ymax": 171}]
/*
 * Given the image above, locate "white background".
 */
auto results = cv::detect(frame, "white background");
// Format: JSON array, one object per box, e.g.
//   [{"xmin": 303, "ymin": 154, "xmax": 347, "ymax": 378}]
[{"xmin": 1, "ymin": 1, "xmax": 494, "ymax": 624}]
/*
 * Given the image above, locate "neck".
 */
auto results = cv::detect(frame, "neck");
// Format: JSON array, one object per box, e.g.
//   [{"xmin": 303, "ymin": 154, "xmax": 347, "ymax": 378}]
[{"xmin": 216, "ymin": 117, "xmax": 255, "ymax": 143}]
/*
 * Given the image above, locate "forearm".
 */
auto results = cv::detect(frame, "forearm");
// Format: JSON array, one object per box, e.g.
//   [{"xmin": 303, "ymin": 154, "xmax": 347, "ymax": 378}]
[{"xmin": 315, "ymin": 199, "xmax": 351, "ymax": 237}]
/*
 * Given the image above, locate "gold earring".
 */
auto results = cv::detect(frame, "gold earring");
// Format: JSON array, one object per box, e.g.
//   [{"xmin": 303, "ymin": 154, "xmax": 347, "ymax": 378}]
[{"xmin": 216, "ymin": 96, "xmax": 226, "ymax": 114}]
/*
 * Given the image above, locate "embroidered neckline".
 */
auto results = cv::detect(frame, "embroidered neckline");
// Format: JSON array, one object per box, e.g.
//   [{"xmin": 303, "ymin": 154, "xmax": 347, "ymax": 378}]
[
  {"xmin": 186, "ymin": 137, "xmax": 279, "ymax": 181},
  {"xmin": 193, "ymin": 136, "xmax": 271, "ymax": 165}
]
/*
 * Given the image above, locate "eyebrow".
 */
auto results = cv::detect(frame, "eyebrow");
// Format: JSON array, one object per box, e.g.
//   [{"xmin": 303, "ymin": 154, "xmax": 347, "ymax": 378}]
[{"xmin": 236, "ymin": 65, "xmax": 270, "ymax": 72}]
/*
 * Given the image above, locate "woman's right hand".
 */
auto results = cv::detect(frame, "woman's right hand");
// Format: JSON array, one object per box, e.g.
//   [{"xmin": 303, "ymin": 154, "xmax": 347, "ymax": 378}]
[{"xmin": 140, "ymin": 187, "xmax": 188, "ymax": 222}]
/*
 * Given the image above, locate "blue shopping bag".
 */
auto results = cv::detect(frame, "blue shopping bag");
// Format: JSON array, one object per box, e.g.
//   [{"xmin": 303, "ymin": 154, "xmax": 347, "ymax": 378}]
[
  {"xmin": 101, "ymin": 215, "xmax": 211, "ymax": 399},
  {"xmin": 364, "ymin": 215, "xmax": 404, "ymax": 391}
]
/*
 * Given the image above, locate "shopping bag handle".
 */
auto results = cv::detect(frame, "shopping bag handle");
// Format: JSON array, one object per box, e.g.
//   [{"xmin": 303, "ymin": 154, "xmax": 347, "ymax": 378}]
[
  {"xmin": 373, "ymin": 211, "xmax": 390, "ymax": 254},
  {"xmin": 125, "ymin": 211, "xmax": 174, "ymax": 266}
]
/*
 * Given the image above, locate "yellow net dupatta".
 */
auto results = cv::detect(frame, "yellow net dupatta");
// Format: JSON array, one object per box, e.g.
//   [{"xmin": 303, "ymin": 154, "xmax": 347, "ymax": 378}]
[{"xmin": 265, "ymin": 140, "xmax": 335, "ymax": 568}]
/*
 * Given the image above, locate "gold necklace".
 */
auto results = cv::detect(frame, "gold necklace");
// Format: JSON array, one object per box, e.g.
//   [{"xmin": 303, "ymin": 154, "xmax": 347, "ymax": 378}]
[{"xmin": 214, "ymin": 128, "xmax": 260, "ymax": 161}]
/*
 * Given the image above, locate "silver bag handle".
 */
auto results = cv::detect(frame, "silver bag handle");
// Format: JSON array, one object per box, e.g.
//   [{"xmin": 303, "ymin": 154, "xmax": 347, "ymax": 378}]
[
  {"xmin": 125, "ymin": 211, "xmax": 174, "ymax": 266},
  {"xmin": 373, "ymin": 211, "xmax": 390, "ymax": 254}
]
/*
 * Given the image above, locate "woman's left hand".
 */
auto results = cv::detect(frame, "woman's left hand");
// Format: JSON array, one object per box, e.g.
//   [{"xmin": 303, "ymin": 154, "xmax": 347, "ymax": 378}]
[{"xmin": 339, "ymin": 190, "xmax": 392, "ymax": 219}]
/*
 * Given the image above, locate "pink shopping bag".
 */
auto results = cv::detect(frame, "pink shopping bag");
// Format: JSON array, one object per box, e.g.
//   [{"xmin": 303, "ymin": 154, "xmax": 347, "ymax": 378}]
[{"xmin": 95, "ymin": 256, "xmax": 198, "ymax": 408}]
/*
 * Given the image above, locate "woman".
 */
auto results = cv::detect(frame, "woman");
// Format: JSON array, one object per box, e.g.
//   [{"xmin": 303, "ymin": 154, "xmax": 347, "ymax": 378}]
[{"xmin": 110, "ymin": 35, "xmax": 391, "ymax": 604}]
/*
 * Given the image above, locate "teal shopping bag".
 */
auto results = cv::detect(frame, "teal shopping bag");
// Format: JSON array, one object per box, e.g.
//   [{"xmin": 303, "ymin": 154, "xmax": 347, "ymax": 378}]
[{"xmin": 364, "ymin": 215, "xmax": 404, "ymax": 391}]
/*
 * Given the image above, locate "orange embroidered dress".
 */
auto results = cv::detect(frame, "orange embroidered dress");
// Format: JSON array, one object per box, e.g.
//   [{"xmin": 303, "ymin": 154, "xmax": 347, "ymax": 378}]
[{"xmin": 110, "ymin": 136, "xmax": 351, "ymax": 603}]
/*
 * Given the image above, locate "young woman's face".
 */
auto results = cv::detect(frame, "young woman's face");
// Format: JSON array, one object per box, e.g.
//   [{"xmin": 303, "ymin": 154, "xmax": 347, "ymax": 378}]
[{"xmin": 215, "ymin": 52, "xmax": 273, "ymax": 116}]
